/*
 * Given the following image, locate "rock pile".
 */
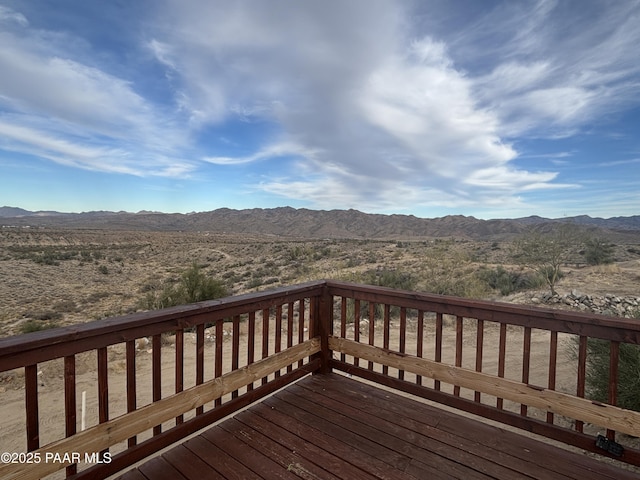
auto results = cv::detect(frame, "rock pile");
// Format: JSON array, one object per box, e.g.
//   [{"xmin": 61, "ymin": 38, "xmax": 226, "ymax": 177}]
[{"xmin": 532, "ymin": 290, "xmax": 640, "ymax": 318}]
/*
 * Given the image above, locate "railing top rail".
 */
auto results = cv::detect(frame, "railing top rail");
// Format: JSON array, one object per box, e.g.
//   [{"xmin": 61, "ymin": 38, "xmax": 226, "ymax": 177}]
[
  {"xmin": 326, "ymin": 280, "xmax": 640, "ymax": 342},
  {"xmin": 0, "ymin": 280, "xmax": 325, "ymax": 372}
]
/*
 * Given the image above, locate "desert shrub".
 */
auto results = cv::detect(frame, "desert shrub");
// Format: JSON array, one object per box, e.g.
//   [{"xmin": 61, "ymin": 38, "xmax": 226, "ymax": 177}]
[
  {"xmin": 98, "ymin": 265, "xmax": 109, "ymax": 274},
  {"xmin": 141, "ymin": 263, "xmax": 229, "ymax": 310},
  {"xmin": 572, "ymin": 309, "xmax": 640, "ymax": 412},
  {"xmin": 476, "ymin": 266, "xmax": 544, "ymax": 296},
  {"xmin": 580, "ymin": 339, "xmax": 640, "ymax": 412},
  {"xmin": 20, "ymin": 319, "xmax": 59, "ymax": 334},
  {"xmin": 350, "ymin": 268, "xmax": 418, "ymax": 291},
  {"xmin": 583, "ymin": 238, "xmax": 615, "ymax": 265}
]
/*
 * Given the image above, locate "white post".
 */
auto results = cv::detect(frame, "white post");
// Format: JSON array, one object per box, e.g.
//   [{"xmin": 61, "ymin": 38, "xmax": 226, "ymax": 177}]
[{"xmin": 81, "ymin": 391, "xmax": 86, "ymax": 431}]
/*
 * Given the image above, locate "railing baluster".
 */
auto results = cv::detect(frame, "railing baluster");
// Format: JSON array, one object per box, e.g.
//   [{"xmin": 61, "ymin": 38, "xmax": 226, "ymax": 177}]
[
  {"xmin": 353, "ymin": 299, "xmax": 360, "ymax": 367},
  {"xmin": 64, "ymin": 355, "xmax": 77, "ymax": 477},
  {"xmin": 547, "ymin": 331, "xmax": 558, "ymax": 424},
  {"xmin": 275, "ymin": 305, "xmax": 282, "ymax": 378},
  {"xmin": 98, "ymin": 347, "xmax": 109, "ymax": 461},
  {"xmin": 261, "ymin": 308, "xmax": 269, "ymax": 385},
  {"xmin": 368, "ymin": 302, "xmax": 375, "ymax": 371},
  {"xmin": 25, "ymin": 364, "xmax": 39, "ymax": 452},
  {"xmin": 298, "ymin": 300, "xmax": 305, "ymax": 367},
  {"xmin": 98, "ymin": 347, "xmax": 109, "ymax": 424},
  {"xmin": 232, "ymin": 315, "xmax": 240, "ymax": 398},
  {"xmin": 287, "ymin": 302, "xmax": 294, "ymax": 373},
  {"xmin": 454, "ymin": 316, "xmax": 463, "ymax": 396},
  {"xmin": 434, "ymin": 312, "xmax": 443, "ymax": 391},
  {"xmin": 340, "ymin": 297, "xmax": 347, "ymax": 363},
  {"xmin": 399, "ymin": 307, "xmax": 406, "ymax": 380},
  {"xmin": 416, "ymin": 310, "xmax": 424, "ymax": 386},
  {"xmin": 195, "ymin": 324, "xmax": 204, "ymax": 415},
  {"xmin": 382, "ymin": 304, "xmax": 390, "ymax": 376},
  {"xmin": 575, "ymin": 335, "xmax": 588, "ymax": 432},
  {"xmin": 215, "ymin": 319, "xmax": 223, "ymax": 406},
  {"xmin": 607, "ymin": 341, "xmax": 620, "ymax": 440},
  {"xmin": 475, "ymin": 319, "xmax": 484, "ymax": 403},
  {"xmin": 152, "ymin": 334, "xmax": 162, "ymax": 435},
  {"xmin": 174, "ymin": 330, "xmax": 183, "ymax": 425},
  {"xmin": 521, "ymin": 327, "xmax": 531, "ymax": 416},
  {"xmin": 497, "ymin": 323, "xmax": 507, "ymax": 409},
  {"xmin": 126, "ymin": 340, "xmax": 137, "ymax": 445},
  {"xmin": 247, "ymin": 311, "xmax": 256, "ymax": 391}
]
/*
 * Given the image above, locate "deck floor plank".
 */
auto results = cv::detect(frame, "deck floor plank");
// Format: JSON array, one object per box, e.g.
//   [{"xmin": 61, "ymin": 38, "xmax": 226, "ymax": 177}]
[
  {"xmin": 297, "ymin": 377, "xmax": 554, "ymax": 480},
  {"xmin": 302, "ymin": 375, "xmax": 636, "ymax": 480},
  {"xmin": 117, "ymin": 373, "xmax": 639, "ymax": 480}
]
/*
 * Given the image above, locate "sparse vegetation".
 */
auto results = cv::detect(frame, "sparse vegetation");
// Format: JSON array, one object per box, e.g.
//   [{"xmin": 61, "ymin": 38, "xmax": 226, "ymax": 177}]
[
  {"xmin": 584, "ymin": 237, "xmax": 615, "ymax": 265},
  {"xmin": 141, "ymin": 263, "xmax": 229, "ymax": 310},
  {"xmin": 476, "ymin": 266, "xmax": 544, "ymax": 296},
  {"xmin": 1, "ymin": 223, "xmax": 639, "ymax": 337},
  {"xmin": 513, "ymin": 224, "xmax": 583, "ymax": 295}
]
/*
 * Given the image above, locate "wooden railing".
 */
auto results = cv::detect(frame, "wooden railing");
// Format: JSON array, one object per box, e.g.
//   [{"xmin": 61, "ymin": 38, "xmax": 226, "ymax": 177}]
[
  {"xmin": 1, "ymin": 279, "xmax": 640, "ymax": 479},
  {"xmin": 0, "ymin": 281, "xmax": 326, "ymax": 480},
  {"xmin": 326, "ymin": 280, "xmax": 640, "ymax": 466}
]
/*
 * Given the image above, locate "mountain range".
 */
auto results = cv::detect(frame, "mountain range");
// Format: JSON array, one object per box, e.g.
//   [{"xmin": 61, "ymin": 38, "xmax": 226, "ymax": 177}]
[{"xmin": 1, "ymin": 206, "xmax": 639, "ymax": 240}]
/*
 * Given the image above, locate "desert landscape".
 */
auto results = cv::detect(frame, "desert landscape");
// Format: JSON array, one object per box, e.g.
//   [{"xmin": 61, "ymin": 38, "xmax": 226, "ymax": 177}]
[{"xmin": 1, "ymin": 209, "xmax": 640, "ymax": 477}]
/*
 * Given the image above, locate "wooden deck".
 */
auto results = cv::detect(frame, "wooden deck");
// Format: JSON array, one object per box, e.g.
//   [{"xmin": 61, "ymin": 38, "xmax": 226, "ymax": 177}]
[{"xmin": 117, "ymin": 373, "xmax": 637, "ymax": 480}]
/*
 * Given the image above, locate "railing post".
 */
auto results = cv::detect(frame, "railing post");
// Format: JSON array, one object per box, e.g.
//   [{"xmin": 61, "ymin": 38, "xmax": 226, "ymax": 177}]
[{"xmin": 314, "ymin": 284, "xmax": 333, "ymax": 374}]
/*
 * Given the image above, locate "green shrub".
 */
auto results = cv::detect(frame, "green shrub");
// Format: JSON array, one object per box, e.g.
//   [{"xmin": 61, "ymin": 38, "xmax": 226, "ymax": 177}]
[
  {"xmin": 582, "ymin": 339, "xmax": 640, "ymax": 412},
  {"xmin": 476, "ymin": 266, "xmax": 544, "ymax": 296},
  {"xmin": 140, "ymin": 263, "xmax": 229, "ymax": 310},
  {"xmin": 20, "ymin": 319, "xmax": 59, "ymax": 334},
  {"xmin": 584, "ymin": 238, "xmax": 615, "ymax": 265}
]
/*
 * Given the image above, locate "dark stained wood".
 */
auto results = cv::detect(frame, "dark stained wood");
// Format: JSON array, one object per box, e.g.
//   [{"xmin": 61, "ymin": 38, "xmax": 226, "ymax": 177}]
[
  {"xmin": 78, "ymin": 362, "xmax": 320, "ymax": 479},
  {"xmin": 247, "ymin": 311, "xmax": 256, "ymax": 391},
  {"xmin": 286, "ymin": 302, "xmax": 294, "ymax": 373},
  {"xmin": 608, "ymin": 340, "xmax": 620, "ymax": 440},
  {"xmin": 97, "ymin": 347, "xmax": 108, "ymax": 424},
  {"xmin": 117, "ymin": 374, "xmax": 639, "ymax": 480},
  {"xmin": 330, "ymin": 359, "xmax": 640, "ymax": 467},
  {"xmin": 398, "ymin": 306, "xmax": 406, "ymax": 380},
  {"xmin": 275, "ymin": 305, "xmax": 283, "ymax": 378},
  {"xmin": 521, "ymin": 326, "xmax": 531, "ymax": 416},
  {"xmin": 64, "ymin": 355, "xmax": 77, "ymax": 476},
  {"xmin": 367, "ymin": 301, "xmax": 375, "ymax": 371},
  {"xmin": 174, "ymin": 329, "xmax": 183, "ymax": 425},
  {"xmin": 416, "ymin": 309, "xmax": 424, "ymax": 386},
  {"xmin": 195, "ymin": 323, "xmax": 204, "ymax": 416},
  {"xmin": 434, "ymin": 311, "xmax": 443, "ymax": 391},
  {"xmin": 152, "ymin": 334, "xmax": 162, "ymax": 435},
  {"xmin": 215, "ymin": 318, "xmax": 223, "ymax": 406},
  {"xmin": 576, "ymin": 335, "xmax": 588, "ymax": 432},
  {"xmin": 126, "ymin": 339, "xmax": 137, "ymax": 446},
  {"xmin": 454, "ymin": 315, "xmax": 463, "ymax": 396},
  {"xmin": 353, "ymin": 298, "xmax": 360, "ymax": 367},
  {"xmin": 231, "ymin": 315, "xmax": 240, "ymax": 398},
  {"xmin": 497, "ymin": 322, "xmax": 507, "ymax": 410},
  {"xmin": 382, "ymin": 303, "xmax": 390, "ymax": 376},
  {"xmin": 475, "ymin": 318, "xmax": 484, "ymax": 403},
  {"xmin": 547, "ymin": 330, "xmax": 558, "ymax": 424},
  {"xmin": 297, "ymin": 298, "xmax": 306, "ymax": 368},
  {"xmin": 261, "ymin": 307, "xmax": 269, "ymax": 386},
  {"xmin": 340, "ymin": 297, "xmax": 347, "ymax": 363}
]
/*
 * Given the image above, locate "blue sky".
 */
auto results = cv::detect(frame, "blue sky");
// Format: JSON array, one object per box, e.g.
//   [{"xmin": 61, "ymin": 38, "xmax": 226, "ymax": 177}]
[{"xmin": 1, "ymin": 0, "xmax": 639, "ymax": 219}]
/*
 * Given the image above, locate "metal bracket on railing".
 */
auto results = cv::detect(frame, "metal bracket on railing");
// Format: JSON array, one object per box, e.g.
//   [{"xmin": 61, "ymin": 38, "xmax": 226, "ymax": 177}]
[{"xmin": 596, "ymin": 434, "xmax": 624, "ymax": 457}]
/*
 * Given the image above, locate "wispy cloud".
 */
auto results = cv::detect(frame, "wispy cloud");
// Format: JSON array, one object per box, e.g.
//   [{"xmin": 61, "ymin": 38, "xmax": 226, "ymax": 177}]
[{"xmin": 0, "ymin": 5, "xmax": 192, "ymax": 177}]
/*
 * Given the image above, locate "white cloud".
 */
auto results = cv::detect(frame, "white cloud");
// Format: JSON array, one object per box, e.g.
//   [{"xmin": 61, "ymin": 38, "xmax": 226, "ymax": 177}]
[{"xmin": 0, "ymin": 5, "xmax": 28, "ymax": 27}]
